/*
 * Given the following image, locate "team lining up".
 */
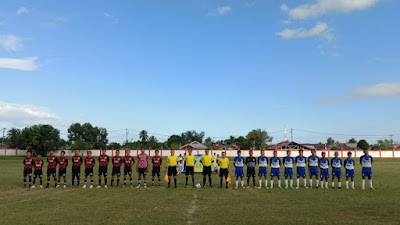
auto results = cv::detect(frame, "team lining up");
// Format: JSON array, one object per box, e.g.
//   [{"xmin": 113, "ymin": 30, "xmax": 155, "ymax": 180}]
[{"xmin": 22, "ymin": 148, "xmax": 375, "ymax": 190}]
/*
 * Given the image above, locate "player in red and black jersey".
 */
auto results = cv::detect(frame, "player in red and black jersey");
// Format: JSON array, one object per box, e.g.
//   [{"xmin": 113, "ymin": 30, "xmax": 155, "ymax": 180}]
[
  {"xmin": 111, "ymin": 150, "xmax": 123, "ymax": 187},
  {"xmin": 97, "ymin": 149, "xmax": 109, "ymax": 188},
  {"xmin": 23, "ymin": 151, "xmax": 34, "ymax": 188},
  {"xmin": 122, "ymin": 150, "xmax": 135, "ymax": 188},
  {"xmin": 32, "ymin": 153, "xmax": 44, "ymax": 188},
  {"xmin": 151, "ymin": 150, "xmax": 162, "ymax": 188},
  {"xmin": 83, "ymin": 151, "xmax": 95, "ymax": 188},
  {"xmin": 55, "ymin": 150, "xmax": 68, "ymax": 189},
  {"xmin": 71, "ymin": 150, "xmax": 83, "ymax": 188},
  {"xmin": 46, "ymin": 150, "xmax": 58, "ymax": 188}
]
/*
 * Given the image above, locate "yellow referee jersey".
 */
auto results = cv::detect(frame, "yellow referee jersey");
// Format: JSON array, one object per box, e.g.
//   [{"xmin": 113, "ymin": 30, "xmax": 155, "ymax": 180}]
[
  {"xmin": 200, "ymin": 154, "xmax": 214, "ymax": 167},
  {"xmin": 167, "ymin": 155, "xmax": 179, "ymax": 167},
  {"xmin": 218, "ymin": 158, "xmax": 230, "ymax": 169},
  {"xmin": 185, "ymin": 154, "xmax": 196, "ymax": 167}
]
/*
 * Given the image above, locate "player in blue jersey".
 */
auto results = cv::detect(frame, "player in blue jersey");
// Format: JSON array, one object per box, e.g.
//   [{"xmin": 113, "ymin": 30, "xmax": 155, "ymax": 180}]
[
  {"xmin": 331, "ymin": 152, "xmax": 342, "ymax": 189},
  {"xmin": 308, "ymin": 149, "xmax": 319, "ymax": 188},
  {"xmin": 283, "ymin": 150, "xmax": 294, "ymax": 189},
  {"xmin": 360, "ymin": 150, "xmax": 375, "ymax": 190},
  {"xmin": 295, "ymin": 149, "xmax": 308, "ymax": 189},
  {"xmin": 344, "ymin": 152, "xmax": 355, "ymax": 190},
  {"xmin": 234, "ymin": 150, "xmax": 245, "ymax": 189},
  {"xmin": 319, "ymin": 152, "xmax": 329, "ymax": 189},
  {"xmin": 269, "ymin": 151, "xmax": 282, "ymax": 189},
  {"xmin": 258, "ymin": 150, "xmax": 268, "ymax": 189}
]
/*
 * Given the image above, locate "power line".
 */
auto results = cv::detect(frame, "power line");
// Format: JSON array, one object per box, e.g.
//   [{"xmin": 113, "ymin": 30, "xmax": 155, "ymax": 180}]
[{"xmin": 293, "ymin": 129, "xmax": 399, "ymax": 137}]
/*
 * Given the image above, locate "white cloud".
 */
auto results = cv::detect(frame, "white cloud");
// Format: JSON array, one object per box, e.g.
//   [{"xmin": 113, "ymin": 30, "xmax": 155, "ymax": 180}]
[
  {"xmin": 281, "ymin": 0, "xmax": 381, "ymax": 20},
  {"xmin": 318, "ymin": 82, "xmax": 400, "ymax": 104},
  {"xmin": 0, "ymin": 57, "xmax": 38, "ymax": 71},
  {"xmin": 276, "ymin": 22, "xmax": 332, "ymax": 40},
  {"xmin": 104, "ymin": 13, "xmax": 118, "ymax": 24},
  {"xmin": 0, "ymin": 35, "xmax": 23, "ymax": 52},
  {"xmin": 217, "ymin": 6, "xmax": 231, "ymax": 15},
  {"xmin": 16, "ymin": 7, "xmax": 29, "ymax": 15}
]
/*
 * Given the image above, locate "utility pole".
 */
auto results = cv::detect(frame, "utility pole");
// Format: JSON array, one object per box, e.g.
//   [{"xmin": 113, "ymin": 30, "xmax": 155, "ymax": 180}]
[
  {"xmin": 290, "ymin": 129, "xmax": 293, "ymax": 142},
  {"xmin": 284, "ymin": 125, "xmax": 287, "ymax": 142},
  {"xmin": 1, "ymin": 128, "xmax": 5, "ymax": 149},
  {"xmin": 389, "ymin": 134, "xmax": 394, "ymax": 144},
  {"xmin": 125, "ymin": 129, "xmax": 129, "ymax": 147}
]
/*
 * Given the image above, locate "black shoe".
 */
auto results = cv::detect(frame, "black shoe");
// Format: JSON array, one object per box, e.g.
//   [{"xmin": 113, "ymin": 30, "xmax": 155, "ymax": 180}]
[
  {"xmin": 332, "ymin": 187, "xmax": 335, "ymax": 189},
  {"xmin": 210, "ymin": 185, "xmax": 212, "ymax": 188},
  {"xmin": 226, "ymin": 186, "xmax": 229, "ymax": 189},
  {"xmin": 185, "ymin": 185, "xmax": 188, "ymax": 188},
  {"xmin": 174, "ymin": 186, "xmax": 177, "ymax": 189},
  {"xmin": 338, "ymin": 187, "xmax": 341, "ymax": 189}
]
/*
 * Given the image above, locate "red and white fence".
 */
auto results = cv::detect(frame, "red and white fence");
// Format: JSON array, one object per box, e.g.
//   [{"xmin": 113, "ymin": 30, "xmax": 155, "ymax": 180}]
[{"xmin": 1, "ymin": 147, "xmax": 399, "ymax": 158}]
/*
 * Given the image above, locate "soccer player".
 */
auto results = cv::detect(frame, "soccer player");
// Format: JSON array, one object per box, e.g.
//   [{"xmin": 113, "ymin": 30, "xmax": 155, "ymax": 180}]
[
  {"xmin": 295, "ymin": 149, "xmax": 308, "ymax": 189},
  {"xmin": 360, "ymin": 149, "xmax": 375, "ymax": 190},
  {"xmin": 308, "ymin": 149, "xmax": 319, "ymax": 188},
  {"xmin": 184, "ymin": 149, "xmax": 196, "ymax": 188},
  {"xmin": 83, "ymin": 151, "xmax": 95, "ymax": 189},
  {"xmin": 46, "ymin": 150, "xmax": 58, "ymax": 188},
  {"xmin": 56, "ymin": 150, "xmax": 68, "ymax": 189},
  {"xmin": 319, "ymin": 152, "xmax": 329, "ymax": 189},
  {"xmin": 283, "ymin": 150, "xmax": 294, "ymax": 189},
  {"xmin": 270, "ymin": 150, "xmax": 282, "ymax": 189},
  {"xmin": 200, "ymin": 149, "xmax": 214, "ymax": 188},
  {"xmin": 258, "ymin": 150, "xmax": 268, "ymax": 189},
  {"xmin": 218, "ymin": 152, "xmax": 230, "ymax": 189},
  {"xmin": 136, "ymin": 148, "xmax": 149, "ymax": 188},
  {"xmin": 234, "ymin": 150, "xmax": 245, "ymax": 189},
  {"xmin": 166, "ymin": 149, "xmax": 179, "ymax": 188},
  {"xmin": 71, "ymin": 150, "xmax": 83, "ymax": 188},
  {"xmin": 32, "ymin": 153, "xmax": 44, "ymax": 188},
  {"xmin": 151, "ymin": 150, "xmax": 162, "ymax": 188},
  {"xmin": 331, "ymin": 152, "xmax": 343, "ymax": 189},
  {"xmin": 245, "ymin": 150, "xmax": 257, "ymax": 189},
  {"xmin": 123, "ymin": 150, "xmax": 135, "ymax": 188},
  {"xmin": 344, "ymin": 152, "xmax": 355, "ymax": 190},
  {"xmin": 23, "ymin": 151, "xmax": 34, "ymax": 188},
  {"xmin": 97, "ymin": 149, "xmax": 109, "ymax": 188},
  {"xmin": 111, "ymin": 150, "xmax": 123, "ymax": 188}
]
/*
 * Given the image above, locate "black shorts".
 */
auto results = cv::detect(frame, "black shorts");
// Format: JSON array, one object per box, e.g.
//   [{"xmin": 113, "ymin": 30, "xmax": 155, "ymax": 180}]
[
  {"xmin": 124, "ymin": 166, "xmax": 132, "ymax": 175},
  {"xmin": 168, "ymin": 166, "xmax": 177, "ymax": 176},
  {"xmin": 85, "ymin": 168, "xmax": 94, "ymax": 177},
  {"xmin": 247, "ymin": 167, "xmax": 256, "ymax": 177},
  {"xmin": 59, "ymin": 168, "xmax": 67, "ymax": 177},
  {"xmin": 185, "ymin": 166, "xmax": 194, "ymax": 176},
  {"xmin": 112, "ymin": 167, "xmax": 121, "ymax": 176},
  {"xmin": 219, "ymin": 168, "xmax": 228, "ymax": 178},
  {"xmin": 72, "ymin": 166, "xmax": 81, "ymax": 176},
  {"xmin": 203, "ymin": 166, "xmax": 212, "ymax": 176},
  {"xmin": 138, "ymin": 167, "xmax": 147, "ymax": 175},
  {"xmin": 98, "ymin": 166, "xmax": 108, "ymax": 176},
  {"xmin": 34, "ymin": 170, "xmax": 42, "ymax": 178},
  {"xmin": 47, "ymin": 168, "xmax": 56, "ymax": 177},
  {"xmin": 152, "ymin": 166, "xmax": 161, "ymax": 177},
  {"xmin": 23, "ymin": 168, "xmax": 33, "ymax": 176}
]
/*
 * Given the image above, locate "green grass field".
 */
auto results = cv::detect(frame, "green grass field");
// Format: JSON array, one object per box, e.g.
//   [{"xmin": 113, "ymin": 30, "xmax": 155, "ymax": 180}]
[{"xmin": 0, "ymin": 157, "xmax": 399, "ymax": 225}]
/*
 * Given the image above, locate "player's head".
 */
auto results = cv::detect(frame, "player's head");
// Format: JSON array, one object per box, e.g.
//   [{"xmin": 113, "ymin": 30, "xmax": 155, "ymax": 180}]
[
  {"xmin": 116, "ymin": 149, "xmax": 120, "ymax": 156},
  {"xmin": 298, "ymin": 149, "xmax": 303, "ymax": 156},
  {"xmin": 155, "ymin": 149, "xmax": 159, "ymax": 156},
  {"xmin": 273, "ymin": 150, "xmax": 277, "ymax": 157},
  {"xmin": 334, "ymin": 152, "xmax": 339, "ymax": 158},
  {"xmin": 217, "ymin": 154, "xmax": 219, "ymax": 157},
  {"xmin": 363, "ymin": 149, "xmax": 369, "ymax": 155},
  {"xmin": 102, "ymin": 149, "xmax": 106, "ymax": 154},
  {"xmin": 205, "ymin": 149, "xmax": 209, "ymax": 155},
  {"xmin": 50, "ymin": 150, "xmax": 54, "ymax": 155},
  {"xmin": 261, "ymin": 149, "xmax": 265, "ymax": 156},
  {"xmin": 61, "ymin": 150, "xmax": 65, "ymax": 156},
  {"xmin": 249, "ymin": 150, "xmax": 253, "ymax": 156},
  {"xmin": 222, "ymin": 152, "xmax": 226, "ymax": 158},
  {"xmin": 37, "ymin": 153, "xmax": 41, "ymax": 159},
  {"xmin": 141, "ymin": 148, "xmax": 145, "ymax": 153},
  {"xmin": 322, "ymin": 152, "xmax": 326, "ymax": 157},
  {"xmin": 179, "ymin": 154, "xmax": 182, "ymax": 156},
  {"xmin": 171, "ymin": 149, "xmax": 175, "ymax": 155},
  {"xmin": 311, "ymin": 149, "xmax": 316, "ymax": 155},
  {"xmin": 75, "ymin": 149, "xmax": 80, "ymax": 155},
  {"xmin": 237, "ymin": 150, "xmax": 241, "ymax": 156},
  {"xmin": 188, "ymin": 149, "xmax": 192, "ymax": 154},
  {"xmin": 27, "ymin": 151, "xmax": 32, "ymax": 157},
  {"xmin": 126, "ymin": 149, "xmax": 130, "ymax": 156},
  {"xmin": 88, "ymin": 151, "xmax": 92, "ymax": 157},
  {"xmin": 347, "ymin": 151, "xmax": 352, "ymax": 158},
  {"xmin": 287, "ymin": 150, "xmax": 291, "ymax": 156}
]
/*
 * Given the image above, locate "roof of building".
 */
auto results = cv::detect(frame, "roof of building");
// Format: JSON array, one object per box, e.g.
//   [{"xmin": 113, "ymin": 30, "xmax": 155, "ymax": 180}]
[
  {"xmin": 267, "ymin": 141, "xmax": 313, "ymax": 150},
  {"xmin": 181, "ymin": 141, "xmax": 208, "ymax": 150}
]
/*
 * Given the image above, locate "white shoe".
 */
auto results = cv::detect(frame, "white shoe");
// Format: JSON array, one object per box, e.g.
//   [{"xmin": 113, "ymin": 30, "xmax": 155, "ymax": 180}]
[
  {"xmin": 97, "ymin": 186, "xmax": 101, "ymax": 189},
  {"xmin": 82, "ymin": 185, "xmax": 87, "ymax": 189},
  {"xmin": 144, "ymin": 185, "xmax": 147, "ymax": 189},
  {"xmin": 136, "ymin": 185, "xmax": 140, "ymax": 189},
  {"xmin": 352, "ymin": 187, "xmax": 355, "ymax": 190},
  {"xmin": 40, "ymin": 185, "xmax": 43, "ymax": 188},
  {"xmin": 31, "ymin": 185, "xmax": 35, "ymax": 189},
  {"xmin": 321, "ymin": 186, "xmax": 324, "ymax": 189},
  {"xmin": 305, "ymin": 187, "xmax": 309, "ymax": 189},
  {"xmin": 104, "ymin": 185, "xmax": 108, "ymax": 189},
  {"xmin": 90, "ymin": 185, "xmax": 93, "ymax": 189},
  {"xmin": 296, "ymin": 187, "xmax": 299, "ymax": 189},
  {"xmin": 326, "ymin": 187, "xmax": 329, "ymax": 189},
  {"xmin": 242, "ymin": 186, "xmax": 245, "ymax": 189},
  {"xmin": 63, "ymin": 185, "xmax": 66, "ymax": 189}
]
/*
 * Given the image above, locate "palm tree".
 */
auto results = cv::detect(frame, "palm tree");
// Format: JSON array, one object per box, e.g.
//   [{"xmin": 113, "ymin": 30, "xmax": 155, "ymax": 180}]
[{"xmin": 139, "ymin": 130, "xmax": 148, "ymax": 143}]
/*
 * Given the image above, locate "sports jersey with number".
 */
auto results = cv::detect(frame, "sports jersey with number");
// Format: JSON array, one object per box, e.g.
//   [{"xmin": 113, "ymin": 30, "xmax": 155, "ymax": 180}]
[
  {"xmin": 85, "ymin": 157, "xmax": 95, "ymax": 168},
  {"xmin": 319, "ymin": 158, "xmax": 329, "ymax": 169},
  {"xmin": 360, "ymin": 155, "xmax": 373, "ymax": 168},
  {"xmin": 308, "ymin": 155, "xmax": 319, "ymax": 167},
  {"xmin": 47, "ymin": 156, "xmax": 58, "ymax": 169},
  {"xmin": 123, "ymin": 156, "xmax": 134, "ymax": 167},
  {"xmin": 234, "ymin": 157, "xmax": 244, "ymax": 167},
  {"xmin": 270, "ymin": 157, "xmax": 281, "ymax": 168},
  {"xmin": 23, "ymin": 157, "xmax": 34, "ymax": 169},
  {"xmin": 283, "ymin": 157, "xmax": 294, "ymax": 168},
  {"xmin": 72, "ymin": 155, "xmax": 83, "ymax": 167},
  {"xmin": 258, "ymin": 156, "xmax": 268, "ymax": 167},
  {"xmin": 112, "ymin": 156, "xmax": 123, "ymax": 167},
  {"xmin": 246, "ymin": 157, "xmax": 256, "ymax": 168},
  {"xmin": 343, "ymin": 159, "xmax": 355, "ymax": 170},
  {"xmin": 331, "ymin": 158, "xmax": 342, "ymax": 168},
  {"xmin": 295, "ymin": 156, "xmax": 307, "ymax": 167},
  {"xmin": 34, "ymin": 159, "xmax": 44, "ymax": 170}
]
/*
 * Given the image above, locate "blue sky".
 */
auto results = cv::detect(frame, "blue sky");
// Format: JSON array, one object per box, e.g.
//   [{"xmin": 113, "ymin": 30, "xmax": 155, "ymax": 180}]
[{"xmin": 1, "ymin": 0, "xmax": 399, "ymax": 144}]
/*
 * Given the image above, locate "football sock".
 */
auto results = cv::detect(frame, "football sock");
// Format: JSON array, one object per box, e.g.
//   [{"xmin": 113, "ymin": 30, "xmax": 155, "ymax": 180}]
[
  {"xmin": 72, "ymin": 177, "xmax": 75, "ymax": 186},
  {"xmin": 332, "ymin": 182, "xmax": 335, "ymax": 188},
  {"xmin": 152, "ymin": 179, "xmax": 155, "ymax": 185},
  {"xmin": 159, "ymin": 178, "xmax": 162, "ymax": 185},
  {"xmin": 104, "ymin": 178, "xmax": 107, "ymax": 185},
  {"xmin": 346, "ymin": 181, "xmax": 349, "ymax": 189},
  {"xmin": 40, "ymin": 179, "xmax": 42, "ymax": 185},
  {"xmin": 77, "ymin": 176, "xmax": 80, "ymax": 186},
  {"xmin": 297, "ymin": 178, "xmax": 300, "ymax": 187},
  {"xmin": 270, "ymin": 180, "xmax": 274, "ymax": 188},
  {"xmin": 24, "ymin": 179, "xmax": 26, "ymax": 187},
  {"xmin": 235, "ymin": 181, "xmax": 239, "ymax": 187},
  {"xmin": 47, "ymin": 178, "xmax": 50, "ymax": 186},
  {"xmin": 138, "ymin": 178, "xmax": 141, "ymax": 186},
  {"xmin": 209, "ymin": 177, "xmax": 212, "ymax": 186},
  {"xmin": 144, "ymin": 178, "xmax": 147, "ymax": 186},
  {"xmin": 290, "ymin": 179, "xmax": 293, "ymax": 187},
  {"xmin": 174, "ymin": 178, "xmax": 177, "ymax": 187},
  {"xmin": 130, "ymin": 178, "xmax": 133, "ymax": 185},
  {"xmin": 325, "ymin": 181, "xmax": 328, "ymax": 188},
  {"xmin": 303, "ymin": 178, "xmax": 307, "ymax": 187},
  {"xmin": 285, "ymin": 180, "xmax": 288, "ymax": 187},
  {"xmin": 259, "ymin": 180, "xmax": 262, "ymax": 187},
  {"xmin": 278, "ymin": 180, "xmax": 281, "ymax": 187},
  {"xmin": 265, "ymin": 180, "xmax": 268, "ymax": 187},
  {"xmin": 203, "ymin": 178, "xmax": 206, "ymax": 186},
  {"xmin": 338, "ymin": 182, "xmax": 341, "ymax": 188},
  {"xmin": 192, "ymin": 178, "xmax": 194, "ymax": 186},
  {"xmin": 33, "ymin": 178, "xmax": 36, "ymax": 185},
  {"xmin": 111, "ymin": 179, "xmax": 114, "ymax": 187},
  {"xmin": 369, "ymin": 180, "xmax": 373, "ymax": 188},
  {"xmin": 247, "ymin": 177, "xmax": 250, "ymax": 186},
  {"xmin": 84, "ymin": 179, "xmax": 87, "ymax": 185},
  {"xmin": 186, "ymin": 177, "xmax": 188, "ymax": 185},
  {"xmin": 91, "ymin": 180, "xmax": 94, "ymax": 185},
  {"xmin": 241, "ymin": 181, "xmax": 244, "ymax": 187},
  {"xmin": 252, "ymin": 177, "xmax": 255, "ymax": 186},
  {"xmin": 362, "ymin": 179, "xmax": 365, "ymax": 189},
  {"xmin": 124, "ymin": 178, "xmax": 127, "ymax": 185},
  {"xmin": 220, "ymin": 179, "xmax": 223, "ymax": 187},
  {"xmin": 351, "ymin": 182, "xmax": 354, "ymax": 188},
  {"xmin": 316, "ymin": 180, "xmax": 319, "ymax": 187},
  {"xmin": 310, "ymin": 179, "xmax": 313, "ymax": 187},
  {"xmin": 98, "ymin": 179, "xmax": 101, "ymax": 186}
]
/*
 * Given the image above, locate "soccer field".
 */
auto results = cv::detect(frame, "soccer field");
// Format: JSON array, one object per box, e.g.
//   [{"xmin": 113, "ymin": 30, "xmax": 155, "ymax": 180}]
[{"xmin": 0, "ymin": 157, "xmax": 399, "ymax": 225}]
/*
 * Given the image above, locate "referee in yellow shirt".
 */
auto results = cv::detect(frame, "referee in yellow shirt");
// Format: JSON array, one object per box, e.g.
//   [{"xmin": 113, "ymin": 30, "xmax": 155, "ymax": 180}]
[
  {"xmin": 185, "ymin": 149, "xmax": 196, "ymax": 188},
  {"xmin": 200, "ymin": 150, "xmax": 214, "ymax": 188},
  {"xmin": 218, "ymin": 152, "xmax": 230, "ymax": 189},
  {"xmin": 166, "ymin": 150, "xmax": 179, "ymax": 188}
]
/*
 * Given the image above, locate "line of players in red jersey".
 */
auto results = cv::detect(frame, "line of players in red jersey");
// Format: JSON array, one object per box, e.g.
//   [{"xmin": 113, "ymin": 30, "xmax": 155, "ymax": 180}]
[{"xmin": 22, "ymin": 148, "xmax": 163, "ymax": 189}]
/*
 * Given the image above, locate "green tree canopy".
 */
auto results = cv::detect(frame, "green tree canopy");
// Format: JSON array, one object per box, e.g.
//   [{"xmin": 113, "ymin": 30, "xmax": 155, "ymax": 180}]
[
  {"xmin": 68, "ymin": 123, "xmax": 108, "ymax": 149},
  {"xmin": 246, "ymin": 129, "xmax": 273, "ymax": 149},
  {"xmin": 357, "ymin": 139, "xmax": 369, "ymax": 150},
  {"xmin": 18, "ymin": 124, "xmax": 62, "ymax": 155}
]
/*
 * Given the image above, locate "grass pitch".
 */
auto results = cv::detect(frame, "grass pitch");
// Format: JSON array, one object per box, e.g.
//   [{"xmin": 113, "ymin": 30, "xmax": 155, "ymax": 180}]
[{"xmin": 0, "ymin": 157, "xmax": 399, "ymax": 225}]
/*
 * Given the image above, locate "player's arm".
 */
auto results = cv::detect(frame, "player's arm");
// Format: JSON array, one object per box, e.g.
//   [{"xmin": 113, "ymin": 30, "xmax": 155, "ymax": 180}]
[
  {"xmin": 65, "ymin": 158, "xmax": 69, "ymax": 166},
  {"xmin": 371, "ymin": 156, "xmax": 373, "ymax": 165},
  {"xmin": 166, "ymin": 157, "xmax": 169, "ymax": 169},
  {"xmin": 359, "ymin": 157, "xmax": 362, "ymax": 165}
]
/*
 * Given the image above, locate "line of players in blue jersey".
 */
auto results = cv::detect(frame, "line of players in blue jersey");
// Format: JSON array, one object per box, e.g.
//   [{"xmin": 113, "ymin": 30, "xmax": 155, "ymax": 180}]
[{"xmin": 232, "ymin": 149, "xmax": 375, "ymax": 190}]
